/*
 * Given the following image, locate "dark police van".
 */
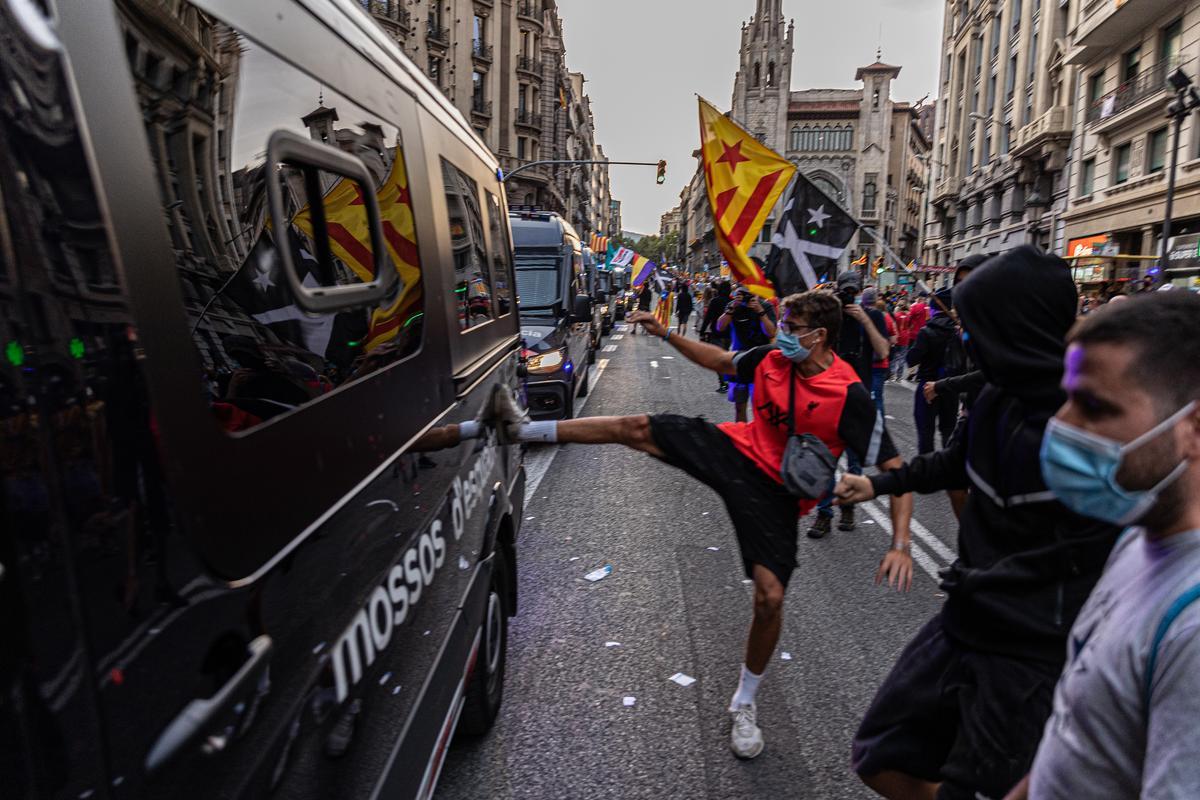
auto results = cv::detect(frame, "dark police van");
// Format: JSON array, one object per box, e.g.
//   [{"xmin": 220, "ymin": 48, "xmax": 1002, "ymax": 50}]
[
  {"xmin": 511, "ymin": 211, "xmax": 593, "ymax": 420},
  {"xmin": 0, "ymin": 1, "xmax": 524, "ymax": 798}
]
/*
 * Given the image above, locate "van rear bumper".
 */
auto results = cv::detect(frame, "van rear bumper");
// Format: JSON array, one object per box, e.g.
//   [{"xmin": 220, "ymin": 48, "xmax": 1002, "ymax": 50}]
[{"xmin": 525, "ymin": 377, "xmax": 572, "ymax": 420}]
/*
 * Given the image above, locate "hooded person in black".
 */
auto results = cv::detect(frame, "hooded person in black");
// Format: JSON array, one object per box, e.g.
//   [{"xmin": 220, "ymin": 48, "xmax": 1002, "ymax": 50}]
[
  {"xmin": 838, "ymin": 246, "xmax": 1122, "ymax": 800},
  {"xmin": 907, "ymin": 288, "xmax": 960, "ymax": 454}
]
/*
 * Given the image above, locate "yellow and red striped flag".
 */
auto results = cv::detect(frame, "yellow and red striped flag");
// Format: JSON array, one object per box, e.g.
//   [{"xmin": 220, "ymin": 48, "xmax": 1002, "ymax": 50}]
[
  {"xmin": 851, "ymin": 253, "xmax": 869, "ymax": 268},
  {"xmin": 699, "ymin": 97, "xmax": 795, "ymax": 299}
]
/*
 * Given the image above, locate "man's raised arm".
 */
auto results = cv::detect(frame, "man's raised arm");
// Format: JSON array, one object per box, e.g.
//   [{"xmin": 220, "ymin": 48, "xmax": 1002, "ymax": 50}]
[{"xmin": 628, "ymin": 310, "xmax": 737, "ymax": 374}]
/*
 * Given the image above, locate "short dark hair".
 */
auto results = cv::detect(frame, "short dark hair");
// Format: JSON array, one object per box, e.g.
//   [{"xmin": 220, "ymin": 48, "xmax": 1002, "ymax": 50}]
[
  {"xmin": 1068, "ymin": 292, "xmax": 1200, "ymax": 414},
  {"xmin": 781, "ymin": 290, "xmax": 842, "ymax": 343}
]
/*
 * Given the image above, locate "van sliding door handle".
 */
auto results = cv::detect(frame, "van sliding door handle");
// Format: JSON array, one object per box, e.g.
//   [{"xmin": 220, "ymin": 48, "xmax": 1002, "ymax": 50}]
[{"xmin": 145, "ymin": 635, "xmax": 273, "ymax": 773}]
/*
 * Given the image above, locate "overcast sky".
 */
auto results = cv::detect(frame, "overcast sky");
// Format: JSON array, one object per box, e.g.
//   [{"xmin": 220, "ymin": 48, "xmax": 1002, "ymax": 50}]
[{"xmin": 556, "ymin": 0, "xmax": 945, "ymax": 236}]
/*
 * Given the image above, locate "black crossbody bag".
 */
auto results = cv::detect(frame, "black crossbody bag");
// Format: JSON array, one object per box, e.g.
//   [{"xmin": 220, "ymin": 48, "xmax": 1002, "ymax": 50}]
[{"xmin": 780, "ymin": 363, "xmax": 838, "ymax": 499}]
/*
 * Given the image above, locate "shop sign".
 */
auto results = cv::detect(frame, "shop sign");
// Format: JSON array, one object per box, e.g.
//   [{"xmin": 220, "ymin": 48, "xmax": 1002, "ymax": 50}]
[
  {"xmin": 1166, "ymin": 234, "xmax": 1200, "ymax": 272},
  {"xmin": 1067, "ymin": 235, "xmax": 1118, "ymax": 258}
]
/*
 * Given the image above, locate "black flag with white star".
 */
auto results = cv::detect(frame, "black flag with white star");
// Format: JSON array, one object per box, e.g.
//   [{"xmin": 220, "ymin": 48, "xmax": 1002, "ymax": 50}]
[{"xmin": 765, "ymin": 172, "xmax": 859, "ymax": 296}]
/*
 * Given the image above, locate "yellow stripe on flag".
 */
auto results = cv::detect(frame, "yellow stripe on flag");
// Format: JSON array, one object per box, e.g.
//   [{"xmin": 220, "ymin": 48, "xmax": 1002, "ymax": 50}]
[{"xmin": 698, "ymin": 98, "xmax": 795, "ymax": 300}]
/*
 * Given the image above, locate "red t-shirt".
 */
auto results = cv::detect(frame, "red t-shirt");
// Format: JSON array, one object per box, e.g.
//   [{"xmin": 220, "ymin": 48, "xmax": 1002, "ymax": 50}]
[
  {"xmin": 718, "ymin": 347, "xmax": 898, "ymax": 514},
  {"xmin": 894, "ymin": 311, "xmax": 911, "ymax": 346},
  {"xmin": 908, "ymin": 302, "xmax": 929, "ymax": 332},
  {"xmin": 873, "ymin": 313, "xmax": 897, "ymax": 369}
]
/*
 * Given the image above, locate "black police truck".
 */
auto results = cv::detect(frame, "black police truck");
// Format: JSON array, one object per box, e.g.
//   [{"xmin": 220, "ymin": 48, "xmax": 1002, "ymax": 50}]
[
  {"xmin": 0, "ymin": 1, "xmax": 524, "ymax": 798},
  {"xmin": 511, "ymin": 211, "xmax": 594, "ymax": 420}
]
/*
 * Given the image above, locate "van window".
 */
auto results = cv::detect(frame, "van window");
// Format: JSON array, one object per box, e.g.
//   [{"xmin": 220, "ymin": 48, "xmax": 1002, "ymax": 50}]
[
  {"xmin": 485, "ymin": 192, "xmax": 514, "ymax": 316},
  {"xmin": 120, "ymin": 17, "xmax": 425, "ymax": 432},
  {"xmin": 441, "ymin": 159, "xmax": 492, "ymax": 330}
]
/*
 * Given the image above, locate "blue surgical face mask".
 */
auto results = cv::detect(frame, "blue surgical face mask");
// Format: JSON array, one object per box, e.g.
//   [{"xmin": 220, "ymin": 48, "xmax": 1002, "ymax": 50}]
[
  {"xmin": 776, "ymin": 329, "xmax": 819, "ymax": 363},
  {"xmin": 1039, "ymin": 401, "xmax": 1196, "ymax": 526}
]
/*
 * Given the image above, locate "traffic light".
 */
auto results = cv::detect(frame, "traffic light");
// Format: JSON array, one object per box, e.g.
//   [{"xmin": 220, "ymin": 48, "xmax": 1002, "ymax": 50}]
[{"xmin": 656, "ymin": 160, "xmax": 666, "ymax": 185}]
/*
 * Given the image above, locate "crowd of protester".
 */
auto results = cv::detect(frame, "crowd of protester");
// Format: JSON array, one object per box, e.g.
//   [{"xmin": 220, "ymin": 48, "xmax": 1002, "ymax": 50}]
[{"xmin": 557, "ymin": 248, "xmax": 1200, "ymax": 798}]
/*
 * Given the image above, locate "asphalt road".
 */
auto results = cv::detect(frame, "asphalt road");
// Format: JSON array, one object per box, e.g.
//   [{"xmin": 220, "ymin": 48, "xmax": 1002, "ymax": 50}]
[{"xmin": 439, "ymin": 323, "xmax": 963, "ymax": 800}]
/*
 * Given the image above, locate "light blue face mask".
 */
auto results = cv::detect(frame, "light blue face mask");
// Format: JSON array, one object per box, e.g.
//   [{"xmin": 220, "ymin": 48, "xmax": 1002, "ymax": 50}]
[
  {"xmin": 1039, "ymin": 401, "xmax": 1196, "ymax": 526},
  {"xmin": 776, "ymin": 329, "xmax": 819, "ymax": 363}
]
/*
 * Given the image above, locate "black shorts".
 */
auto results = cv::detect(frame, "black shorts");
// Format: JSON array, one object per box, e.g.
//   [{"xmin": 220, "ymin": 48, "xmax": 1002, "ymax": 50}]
[
  {"xmin": 648, "ymin": 414, "xmax": 799, "ymax": 587},
  {"xmin": 851, "ymin": 616, "xmax": 1057, "ymax": 800}
]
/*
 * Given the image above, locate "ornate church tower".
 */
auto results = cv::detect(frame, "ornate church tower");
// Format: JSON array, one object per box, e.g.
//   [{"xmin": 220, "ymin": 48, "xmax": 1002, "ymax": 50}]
[{"xmin": 731, "ymin": 0, "xmax": 793, "ymax": 157}]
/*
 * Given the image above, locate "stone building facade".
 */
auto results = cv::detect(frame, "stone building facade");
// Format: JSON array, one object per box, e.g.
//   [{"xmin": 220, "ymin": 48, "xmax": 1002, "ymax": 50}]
[
  {"xmin": 1061, "ymin": 0, "xmax": 1199, "ymax": 285},
  {"xmin": 357, "ymin": 0, "xmax": 612, "ymax": 238}
]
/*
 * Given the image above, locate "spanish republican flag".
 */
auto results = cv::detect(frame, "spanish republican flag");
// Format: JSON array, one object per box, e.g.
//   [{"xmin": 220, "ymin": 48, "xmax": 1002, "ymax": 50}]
[
  {"xmin": 629, "ymin": 255, "xmax": 654, "ymax": 288},
  {"xmin": 699, "ymin": 98, "xmax": 795, "ymax": 299}
]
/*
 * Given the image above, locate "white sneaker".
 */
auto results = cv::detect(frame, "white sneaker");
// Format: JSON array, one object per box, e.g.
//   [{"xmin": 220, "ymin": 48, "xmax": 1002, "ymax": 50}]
[{"xmin": 729, "ymin": 703, "xmax": 764, "ymax": 759}]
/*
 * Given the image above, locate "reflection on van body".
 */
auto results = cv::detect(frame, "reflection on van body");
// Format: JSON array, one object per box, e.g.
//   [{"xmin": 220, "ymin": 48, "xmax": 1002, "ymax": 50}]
[{"xmin": 0, "ymin": 1, "xmax": 524, "ymax": 798}]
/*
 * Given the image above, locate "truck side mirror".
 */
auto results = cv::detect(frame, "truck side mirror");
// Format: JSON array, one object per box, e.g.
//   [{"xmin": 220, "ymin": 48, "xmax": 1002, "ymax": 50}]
[{"xmin": 571, "ymin": 294, "xmax": 593, "ymax": 323}]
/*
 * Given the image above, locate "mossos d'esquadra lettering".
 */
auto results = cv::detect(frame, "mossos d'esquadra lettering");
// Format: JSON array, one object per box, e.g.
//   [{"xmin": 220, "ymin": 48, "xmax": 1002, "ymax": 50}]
[{"xmin": 331, "ymin": 435, "xmax": 499, "ymax": 702}]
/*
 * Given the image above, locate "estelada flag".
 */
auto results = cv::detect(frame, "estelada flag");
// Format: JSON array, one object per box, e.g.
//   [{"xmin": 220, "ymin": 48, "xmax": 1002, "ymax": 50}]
[{"xmin": 698, "ymin": 97, "xmax": 795, "ymax": 299}]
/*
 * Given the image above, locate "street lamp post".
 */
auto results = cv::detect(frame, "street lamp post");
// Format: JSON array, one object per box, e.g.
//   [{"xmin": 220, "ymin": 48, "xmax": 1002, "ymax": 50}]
[{"xmin": 1161, "ymin": 68, "xmax": 1200, "ymax": 279}]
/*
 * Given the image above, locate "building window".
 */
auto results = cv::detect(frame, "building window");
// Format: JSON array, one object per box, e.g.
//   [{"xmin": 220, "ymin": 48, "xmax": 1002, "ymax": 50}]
[
  {"xmin": 1001, "ymin": 121, "xmax": 1012, "ymax": 154},
  {"xmin": 428, "ymin": 56, "xmax": 441, "ymax": 87},
  {"xmin": 966, "ymin": 138, "xmax": 975, "ymax": 175},
  {"xmin": 1080, "ymin": 158, "xmax": 1095, "ymax": 195},
  {"xmin": 1005, "ymin": 54, "xmax": 1017, "ymax": 99},
  {"xmin": 767, "ymin": 62, "xmax": 776, "ymax": 88},
  {"xmin": 474, "ymin": 14, "xmax": 484, "ymax": 45},
  {"xmin": 862, "ymin": 174, "xmax": 878, "ymax": 213},
  {"xmin": 1011, "ymin": 0, "xmax": 1021, "ymax": 31},
  {"xmin": 1162, "ymin": 19, "xmax": 1183, "ymax": 65},
  {"xmin": 473, "ymin": 71, "xmax": 485, "ymax": 108},
  {"xmin": 1087, "ymin": 72, "xmax": 1104, "ymax": 106},
  {"xmin": 753, "ymin": 62, "xmax": 761, "ymax": 88},
  {"xmin": 872, "ymin": 88, "xmax": 880, "ymax": 109},
  {"xmin": 790, "ymin": 126, "xmax": 800, "ymax": 150},
  {"xmin": 1121, "ymin": 48, "xmax": 1141, "ymax": 83},
  {"xmin": 991, "ymin": 14, "xmax": 1002, "ymax": 57},
  {"xmin": 983, "ymin": 130, "xmax": 993, "ymax": 166},
  {"xmin": 1113, "ymin": 143, "xmax": 1131, "ymax": 184},
  {"xmin": 1148, "ymin": 127, "xmax": 1168, "ymax": 174},
  {"xmin": 987, "ymin": 74, "xmax": 997, "ymax": 114},
  {"xmin": 517, "ymin": 136, "xmax": 527, "ymax": 160}
]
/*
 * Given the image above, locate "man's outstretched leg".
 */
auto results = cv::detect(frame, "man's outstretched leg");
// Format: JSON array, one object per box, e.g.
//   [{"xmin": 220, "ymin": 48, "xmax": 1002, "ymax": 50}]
[
  {"xmin": 728, "ymin": 564, "xmax": 785, "ymax": 759},
  {"xmin": 513, "ymin": 415, "xmax": 665, "ymax": 457}
]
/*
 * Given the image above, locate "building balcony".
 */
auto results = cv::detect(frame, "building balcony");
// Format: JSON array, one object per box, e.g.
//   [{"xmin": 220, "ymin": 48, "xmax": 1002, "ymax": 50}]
[
  {"xmin": 426, "ymin": 20, "xmax": 449, "ymax": 49},
  {"xmin": 1086, "ymin": 58, "xmax": 1178, "ymax": 130},
  {"xmin": 360, "ymin": 1, "xmax": 410, "ymax": 32},
  {"xmin": 933, "ymin": 176, "xmax": 963, "ymax": 204},
  {"xmin": 1072, "ymin": 0, "xmax": 1183, "ymax": 64},
  {"xmin": 471, "ymin": 40, "xmax": 493, "ymax": 64},
  {"xmin": 471, "ymin": 99, "xmax": 493, "ymax": 120},
  {"xmin": 517, "ymin": 1, "xmax": 543, "ymax": 26},
  {"xmin": 1013, "ymin": 106, "xmax": 1072, "ymax": 158},
  {"xmin": 517, "ymin": 54, "xmax": 541, "ymax": 78},
  {"xmin": 514, "ymin": 109, "xmax": 542, "ymax": 131}
]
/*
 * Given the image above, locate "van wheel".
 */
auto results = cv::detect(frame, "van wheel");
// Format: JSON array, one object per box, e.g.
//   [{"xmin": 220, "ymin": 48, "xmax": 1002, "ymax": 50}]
[{"xmin": 459, "ymin": 548, "xmax": 510, "ymax": 736}]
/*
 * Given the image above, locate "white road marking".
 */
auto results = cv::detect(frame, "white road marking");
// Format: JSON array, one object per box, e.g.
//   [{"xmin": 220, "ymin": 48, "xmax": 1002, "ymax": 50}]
[
  {"xmin": 650, "ymin": 361, "xmax": 659, "ymax": 368},
  {"xmin": 603, "ymin": 344, "xmax": 618, "ymax": 353},
  {"xmin": 523, "ymin": 358, "xmax": 610, "ymax": 500},
  {"xmin": 858, "ymin": 500, "xmax": 943, "ymax": 581},
  {"xmin": 612, "ymin": 334, "xmax": 624, "ymax": 340},
  {"xmin": 910, "ymin": 517, "xmax": 956, "ymax": 563}
]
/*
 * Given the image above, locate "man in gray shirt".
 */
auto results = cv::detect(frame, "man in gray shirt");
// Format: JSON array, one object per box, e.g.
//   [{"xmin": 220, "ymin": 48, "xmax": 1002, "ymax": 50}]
[{"xmin": 1005, "ymin": 292, "xmax": 1200, "ymax": 799}]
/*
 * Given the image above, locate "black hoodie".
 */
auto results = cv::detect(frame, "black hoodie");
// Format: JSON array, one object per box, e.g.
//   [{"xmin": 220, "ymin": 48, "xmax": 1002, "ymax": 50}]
[{"xmin": 870, "ymin": 246, "xmax": 1121, "ymax": 664}]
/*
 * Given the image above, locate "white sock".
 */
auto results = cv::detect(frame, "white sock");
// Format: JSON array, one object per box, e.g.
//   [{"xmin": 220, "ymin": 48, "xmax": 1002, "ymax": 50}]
[
  {"xmin": 515, "ymin": 420, "xmax": 558, "ymax": 443},
  {"xmin": 730, "ymin": 664, "xmax": 763, "ymax": 710},
  {"xmin": 458, "ymin": 420, "xmax": 482, "ymax": 440}
]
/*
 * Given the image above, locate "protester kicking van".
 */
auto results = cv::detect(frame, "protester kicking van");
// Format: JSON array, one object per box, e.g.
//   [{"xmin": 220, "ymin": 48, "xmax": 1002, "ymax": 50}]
[
  {"xmin": 0, "ymin": 1, "xmax": 524, "ymax": 798},
  {"xmin": 511, "ymin": 211, "xmax": 594, "ymax": 419}
]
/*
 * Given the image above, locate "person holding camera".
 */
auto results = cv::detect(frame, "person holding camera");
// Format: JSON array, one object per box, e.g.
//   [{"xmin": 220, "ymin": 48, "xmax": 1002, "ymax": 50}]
[
  {"xmin": 808, "ymin": 271, "xmax": 892, "ymax": 539},
  {"xmin": 716, "ymin": 286, "xmax": 778, "ymax": 422},
  {"xmin": 500, "ymin": 290, "xmax": 913, "ymax": 761}
]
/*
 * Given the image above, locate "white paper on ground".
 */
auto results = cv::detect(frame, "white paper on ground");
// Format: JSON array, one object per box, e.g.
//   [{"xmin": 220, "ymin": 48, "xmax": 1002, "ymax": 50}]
[
  {"xmin": 781, "ymin": 652, "xmax": 793, "ymax": 661},
  {"xmin": 623, "ymin": 696, "xmax": 636, "ymax": 706},
  {"xmin": 605, "ymin": 641, "xmax": 621, "ymax": 647},
  {"xmin": 584, "ymin": 566, "xmax": 612, "ymax": 582},
  {"xmin": 707, "ymin": 546, "xmax": 720, "ymax": 551},
  {"xmin": 669, "ymin": 673, "xmax": 697, "ymax": 687}
]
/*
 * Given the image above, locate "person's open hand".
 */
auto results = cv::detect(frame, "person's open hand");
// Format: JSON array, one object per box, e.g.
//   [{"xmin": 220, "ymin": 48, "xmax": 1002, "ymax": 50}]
[
  {"xmin": 876, "ymin": 549, "xmax": 913, "ymax": 592},
  {"xmin": 629, "ymin": 310, "xmax": 666, "ymax": 338},
  {"xmin": 834, "ymin": 474, "xmax": 875, "ymax": 505},
  {"xmin": 923, "ymin": 382, "xmax": 938, "ymax": 403}
]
